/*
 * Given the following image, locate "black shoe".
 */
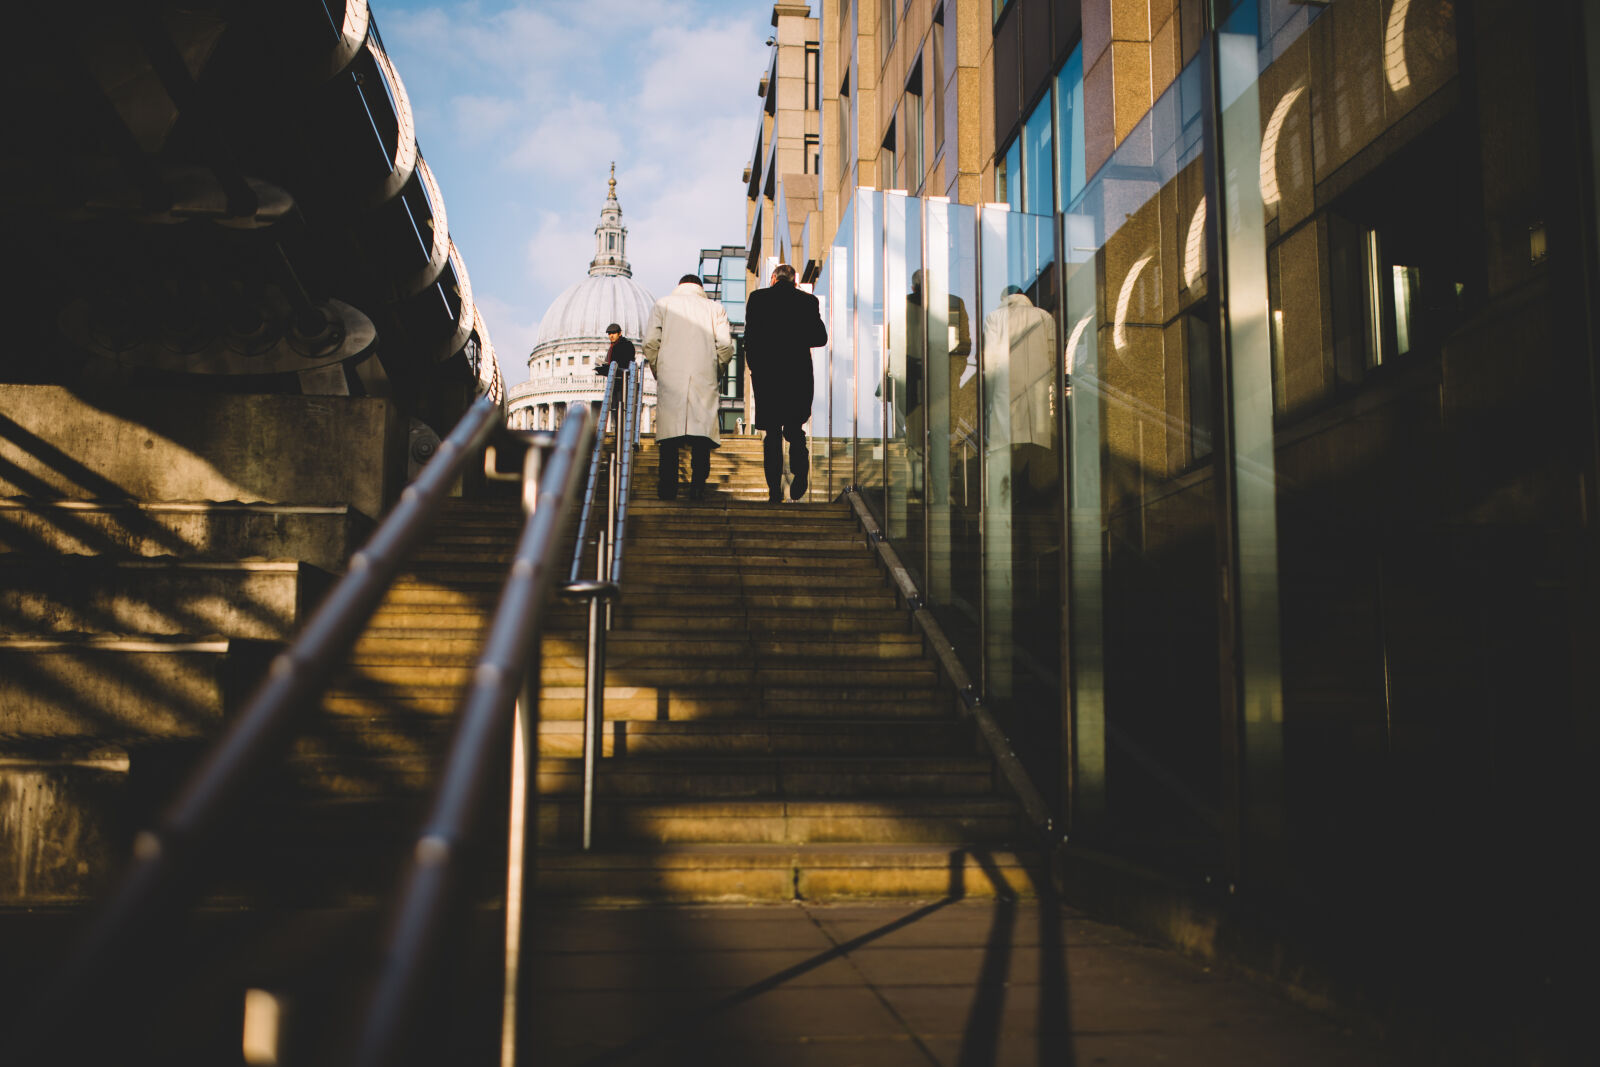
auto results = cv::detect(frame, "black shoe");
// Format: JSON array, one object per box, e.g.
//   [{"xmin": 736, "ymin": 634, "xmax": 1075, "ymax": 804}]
[
  {"xmin": 790, "ymin": 471, "xmax": 808, "ymax": 500},
  {"xmin": 767, "ymin": 491, "xmax": 783, "ymax": 503},
  {"xmin": 657, "ymin": 487, "xmax": 677, "ymax": 501},
  {"xmin": 688, "ymin": 484, "xmax": 706, "ymax": 502}
]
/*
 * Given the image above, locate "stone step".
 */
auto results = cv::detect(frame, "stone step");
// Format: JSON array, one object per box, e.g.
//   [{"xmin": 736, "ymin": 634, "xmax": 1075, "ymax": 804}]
[
  {"xmin": 533, "ymin": 796, "xmax": 1022, "ymax": 846},
  {"xmin": 619, "ymin": 608, "xmax": 906, "ymax": 634},
  {"xmin": 530, "ymin": 843, "xmax": 1041, "ymax": 902},
  {"xmin": 304, "ymin": 714, "xmax": 972, "ymax": 759},
  {"xmin": 280, "ymin": 751, "xmax": 993, "ymax": 801},
  {"xmin": 0, "ymin": 498, "xmax": 369, "ymax": 573},
  {"xmin": 533, "ymin": 755, "xmax": 995, "ymax": 798},
  {"xmin": 0, "ymin": 557, "xmax": 330, "ymax": 639},
  {"xmin": 339, "ymin": 659, "xmax": 938, "ymax": 690},
  {"xmin": 535, "ymin": 718, "xmax": 974, "ymax": 757},
  {"xmin": 535, "ymin": 685, "xmax": 943, "ymax": 721},
  {"xmin": 0, "ymin": 634, "xmax": 273, "ymax": 742}
]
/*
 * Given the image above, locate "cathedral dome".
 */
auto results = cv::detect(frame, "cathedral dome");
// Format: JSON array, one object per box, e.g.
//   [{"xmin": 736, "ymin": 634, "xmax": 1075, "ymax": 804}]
[
  {"xmin": 508, "ymin": 167, "xmax": 660, "ymax": 435},
  {"xmin": 533, "ymin": 273, "xmax": 655, "ymax": 350}
]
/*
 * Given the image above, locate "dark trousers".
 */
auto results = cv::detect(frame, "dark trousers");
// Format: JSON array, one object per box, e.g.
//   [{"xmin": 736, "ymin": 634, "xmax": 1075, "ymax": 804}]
[
  {"xmin": 658, "ymin": 435, "xmax": 711, "ymax": 499},
  {"xmin": 762, "ymin": 423, "xmax": 809, "ymax": 499}
]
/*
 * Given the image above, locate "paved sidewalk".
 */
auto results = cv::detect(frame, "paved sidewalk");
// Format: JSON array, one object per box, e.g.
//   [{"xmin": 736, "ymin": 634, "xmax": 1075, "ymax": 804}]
[{"xmin": 528, "ymin": 899, "xmax": 1407, "ymax": 1066}]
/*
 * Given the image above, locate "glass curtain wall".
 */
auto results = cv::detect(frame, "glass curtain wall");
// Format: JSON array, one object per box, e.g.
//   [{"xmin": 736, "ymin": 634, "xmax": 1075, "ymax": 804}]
[
  {"xmin": 814, "ymin": 187, "xmax": 1057, "ymax": 788},
  {"xmin": 1064, "ymin": 51, "xmax": 1220, "ymax": 873}
]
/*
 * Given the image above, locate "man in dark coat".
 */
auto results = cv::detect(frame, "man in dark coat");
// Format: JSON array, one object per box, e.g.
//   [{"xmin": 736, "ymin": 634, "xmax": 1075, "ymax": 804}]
[
  {"xmin": 595, "ymin": 321, "xmax": 636, "ymax": 425},
  {"xmin": 743, "ymin": 263, "xmax": 828, "ymax": 501},
  {"xmin": 593, "ymin": 322, "xmax": 635, "ymax": 375}
]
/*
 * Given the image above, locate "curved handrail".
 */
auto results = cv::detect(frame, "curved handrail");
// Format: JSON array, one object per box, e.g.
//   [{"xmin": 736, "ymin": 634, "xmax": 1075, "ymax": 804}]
[
  {"xmin": 608, "ymin": 362, "xmax": 645, "ymax": 583},
  {"xmin": 22, "ymin": 394, "xmax": 506, "ymax": 1053},
  {"xmin": 351, "ymin": 407, "xmax": 593, "ymax": 1067},
  {"xmin": 569, "ymin": 362, "xmax": 620, "ymax": 582}
]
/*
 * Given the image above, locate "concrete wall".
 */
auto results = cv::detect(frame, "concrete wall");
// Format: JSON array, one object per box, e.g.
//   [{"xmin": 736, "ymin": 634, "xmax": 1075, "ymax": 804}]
[{"xmin": 0, "ymin": 386, "xmax": 405, "ymax": 522}]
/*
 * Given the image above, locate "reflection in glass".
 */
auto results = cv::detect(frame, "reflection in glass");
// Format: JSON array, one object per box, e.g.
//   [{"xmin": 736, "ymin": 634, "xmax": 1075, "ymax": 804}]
[
  {"xmin": 927, "ymin": 200, "xmax": 980, "ymax": 679},
  {"xmin": 886, "ymin": 194, "xmax": 925, "ymax": 581},
  {"xmin": 855, "ymin": 191, "xmax": 885, "ymax": 511},
  {"xmin": 980, "ymin": 204, "xmax": 1061, "ymax": 804},
  {"xmin": 826, "ymin": 200, "xmax": 855, "ymax": 499},
  {"xmin": 1064, "ymin": 50, "xmax": 1221, "ymax": 866}
]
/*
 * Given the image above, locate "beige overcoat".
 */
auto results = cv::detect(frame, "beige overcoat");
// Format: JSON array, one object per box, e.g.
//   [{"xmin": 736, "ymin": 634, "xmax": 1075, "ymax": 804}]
[{"xmin": 642, "ymin": 281, "xmax": 735, "ymax": 443}]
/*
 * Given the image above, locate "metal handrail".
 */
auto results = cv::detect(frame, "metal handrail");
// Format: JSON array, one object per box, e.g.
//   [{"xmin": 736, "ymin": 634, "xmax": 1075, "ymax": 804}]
[
  {"xmin": 560, "ymin": 361, "xmax": 646, "ymax": 852},
  {"xmin": 352, "ymin": 408, "xmax": 593, "ymax": 1067},
  {"xmin": 569, "ymin": 362, "xmax": 620, "ymax": 583},
  {"xmin": 608, "ymin": 361, "xmax": 644, "ymax": 584},
  {"xmin": 22, "ymin": 394, "xmax": 506, "ymax": 1054},
  {"xmin": 843, "ymin": 488, "xmax": 1056, "ymax": 838}
]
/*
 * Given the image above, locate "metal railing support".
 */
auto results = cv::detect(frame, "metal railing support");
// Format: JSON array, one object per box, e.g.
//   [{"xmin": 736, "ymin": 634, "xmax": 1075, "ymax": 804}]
[
  {"xmin": 562, "ymin": 578, "xmax": 620, "ymax": 851},
  {"xmin": 498, "ymin": 434, "xmax": 545, "ymax": 1067}
]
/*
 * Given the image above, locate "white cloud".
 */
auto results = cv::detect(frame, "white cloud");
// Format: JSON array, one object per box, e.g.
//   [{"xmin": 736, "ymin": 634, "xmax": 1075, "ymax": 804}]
[
  {"xmin": 451, "ymin": 93, "xmax": 520, "ymax": 145},
  {"xmin": 524, "ymin": 209, "xmax": 598, "ymax": 293}
]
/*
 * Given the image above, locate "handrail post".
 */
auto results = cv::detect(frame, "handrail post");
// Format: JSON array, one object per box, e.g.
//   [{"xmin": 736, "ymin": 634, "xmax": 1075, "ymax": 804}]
[
  {"xmin": 500, "ymin": 438, "xmax": 544, "ymax": 1067},
  {"xmin": 558, "ymin": 579, "xmax": 619, "ymax": 852},
  {"xmin": 582, "ymin": 591, "xmax": 605, "ymax": 850}
]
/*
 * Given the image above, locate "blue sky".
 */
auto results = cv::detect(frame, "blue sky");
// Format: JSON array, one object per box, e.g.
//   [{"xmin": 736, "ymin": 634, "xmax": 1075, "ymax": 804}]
[{"xmin": 379, "ymin": 0, "xmax": 772, "ymax": 386}]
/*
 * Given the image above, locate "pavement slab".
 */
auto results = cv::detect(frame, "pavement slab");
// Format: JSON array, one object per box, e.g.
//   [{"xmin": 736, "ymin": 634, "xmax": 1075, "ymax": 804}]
[{"xmin": 525, "ymin": 899, "xmax": 1411, "ymax": 1066}]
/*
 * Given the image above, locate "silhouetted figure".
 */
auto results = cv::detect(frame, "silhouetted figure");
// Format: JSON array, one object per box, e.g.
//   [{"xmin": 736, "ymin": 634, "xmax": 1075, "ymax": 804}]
[{"xmin": 743, "ymin": 263, "xmax": 827, "ymax": 502}]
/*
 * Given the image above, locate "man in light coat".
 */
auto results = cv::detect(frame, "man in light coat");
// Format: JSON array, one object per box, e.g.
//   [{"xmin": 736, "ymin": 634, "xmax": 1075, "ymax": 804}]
[{"xmin": 643, "ymin": 273, "xmax": 735, "ymax": 500}]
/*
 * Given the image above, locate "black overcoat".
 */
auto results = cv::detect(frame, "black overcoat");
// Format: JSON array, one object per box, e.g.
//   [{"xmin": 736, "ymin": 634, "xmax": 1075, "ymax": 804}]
[{"xmin": 743, "ymin": 282, "xmax": 828, "ymax": 430}]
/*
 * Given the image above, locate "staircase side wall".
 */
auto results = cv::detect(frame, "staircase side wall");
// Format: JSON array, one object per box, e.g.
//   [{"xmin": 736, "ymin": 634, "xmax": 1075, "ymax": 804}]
[{"xmin": 0, "ymin": 386, "xmax": 405, "ymax": 522}]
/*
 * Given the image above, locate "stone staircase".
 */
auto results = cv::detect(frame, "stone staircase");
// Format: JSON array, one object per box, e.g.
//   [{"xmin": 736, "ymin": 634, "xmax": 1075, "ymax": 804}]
[
  {"xmin": 536, "ymin": 434, "xmax": 1035, "ymax": 900},
  {"xmin": 276, "ymin": 433, "xmax": 1036, "ymax": 903}
]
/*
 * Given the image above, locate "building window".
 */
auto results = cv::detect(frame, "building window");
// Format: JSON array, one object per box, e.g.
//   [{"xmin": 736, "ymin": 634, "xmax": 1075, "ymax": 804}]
[
  {"xmin": 839, "ymin": 73, "xmax": 853, "ymax": 170},
  {"xmin": 992, "ymin": 0, "xmax": 1011, "ymax": 23},
  {"xmin": 932, "ymin": 8, "xmax": 945, "ymax": 154},
  {"xmin": 882, "ymin": 117, "xmax": 898, "ymax": 191},
  {"xmin": 1056, "ymin": 44, "xmax": 1086, "ymax": 206},
  {"xmin": 805, "ymin": 45, "xmax": 821, "ymax": 110},
  {"xmin": 608, "ymin": 233, "xmax": 616, "ymax": 250},
  {"xmin": 805, "ymin": 134, "xmax": 821, "ymax": 175},
  {"xmin": 998, "ymin": 137, "xmax": 1021, "ymax": 210},
  {"xmin": 905, "ymin": 60, "xmax": 924, "ymax": 192},
  {"xmin": 1022, "ymin": 90, "xmax": 1054, "ymax": 214},
  {"xmin": 880, "ymin": 0, "xmax": 897, "ymax": 66}
]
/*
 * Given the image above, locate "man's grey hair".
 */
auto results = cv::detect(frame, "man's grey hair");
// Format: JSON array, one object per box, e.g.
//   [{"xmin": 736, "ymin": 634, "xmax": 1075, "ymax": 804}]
[{"xmin": 771, "ymin": 263, "xmax": 797, "ymax": 285}]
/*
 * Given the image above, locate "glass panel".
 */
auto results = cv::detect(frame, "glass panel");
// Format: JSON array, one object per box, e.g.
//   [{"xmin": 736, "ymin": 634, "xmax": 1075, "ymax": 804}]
[
  {"xmin": 1063, "ymin": 50, "xmax": 1220, "ymax": 871},
  {"xmin": 806, "ymin": 269, "xmax": 830, "ymax": 502},
  {"xmin": 885, "ymin": 194, "xmax": 924, "ymax": 583},
  {"xmin": 854, "ymin": 190, "xmax": 885, "ymax": 515},
  {"xmin": 1056, "ymin": 44, "xmax": 1086, "ymax": 206},
  {"xmin": 926, "ymin": 199, "xmax": 981, "ymax": 679},
  {"xmin": 1022, "ymin": 91, "xmax": 1055, "ymax": 215},
  {"xmin": 824, "ymin": 199, "xmax": 856, "ymax": 500},
  {"xmin": 979, "ymin": 204, "xmax": 1061, "ymax": 804}
]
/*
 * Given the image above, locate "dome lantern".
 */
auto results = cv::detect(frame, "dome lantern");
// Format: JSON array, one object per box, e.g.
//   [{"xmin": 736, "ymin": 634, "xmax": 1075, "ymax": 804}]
[{"xmin": 590, "ymin": 162, "xmax": 630, "ymax": 278}]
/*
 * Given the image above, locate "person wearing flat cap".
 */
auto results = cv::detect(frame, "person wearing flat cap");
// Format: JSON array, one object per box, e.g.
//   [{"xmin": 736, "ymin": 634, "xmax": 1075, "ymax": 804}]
[{"xmin": 594, "ymin": 322, "xmax": 636, "ymax": 375}]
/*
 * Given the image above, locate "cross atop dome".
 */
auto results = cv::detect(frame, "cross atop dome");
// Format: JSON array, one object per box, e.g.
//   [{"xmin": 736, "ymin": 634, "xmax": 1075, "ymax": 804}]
[{"xmin": 590, "ymin": 163, "xmax": 630, "ymax": 278}]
